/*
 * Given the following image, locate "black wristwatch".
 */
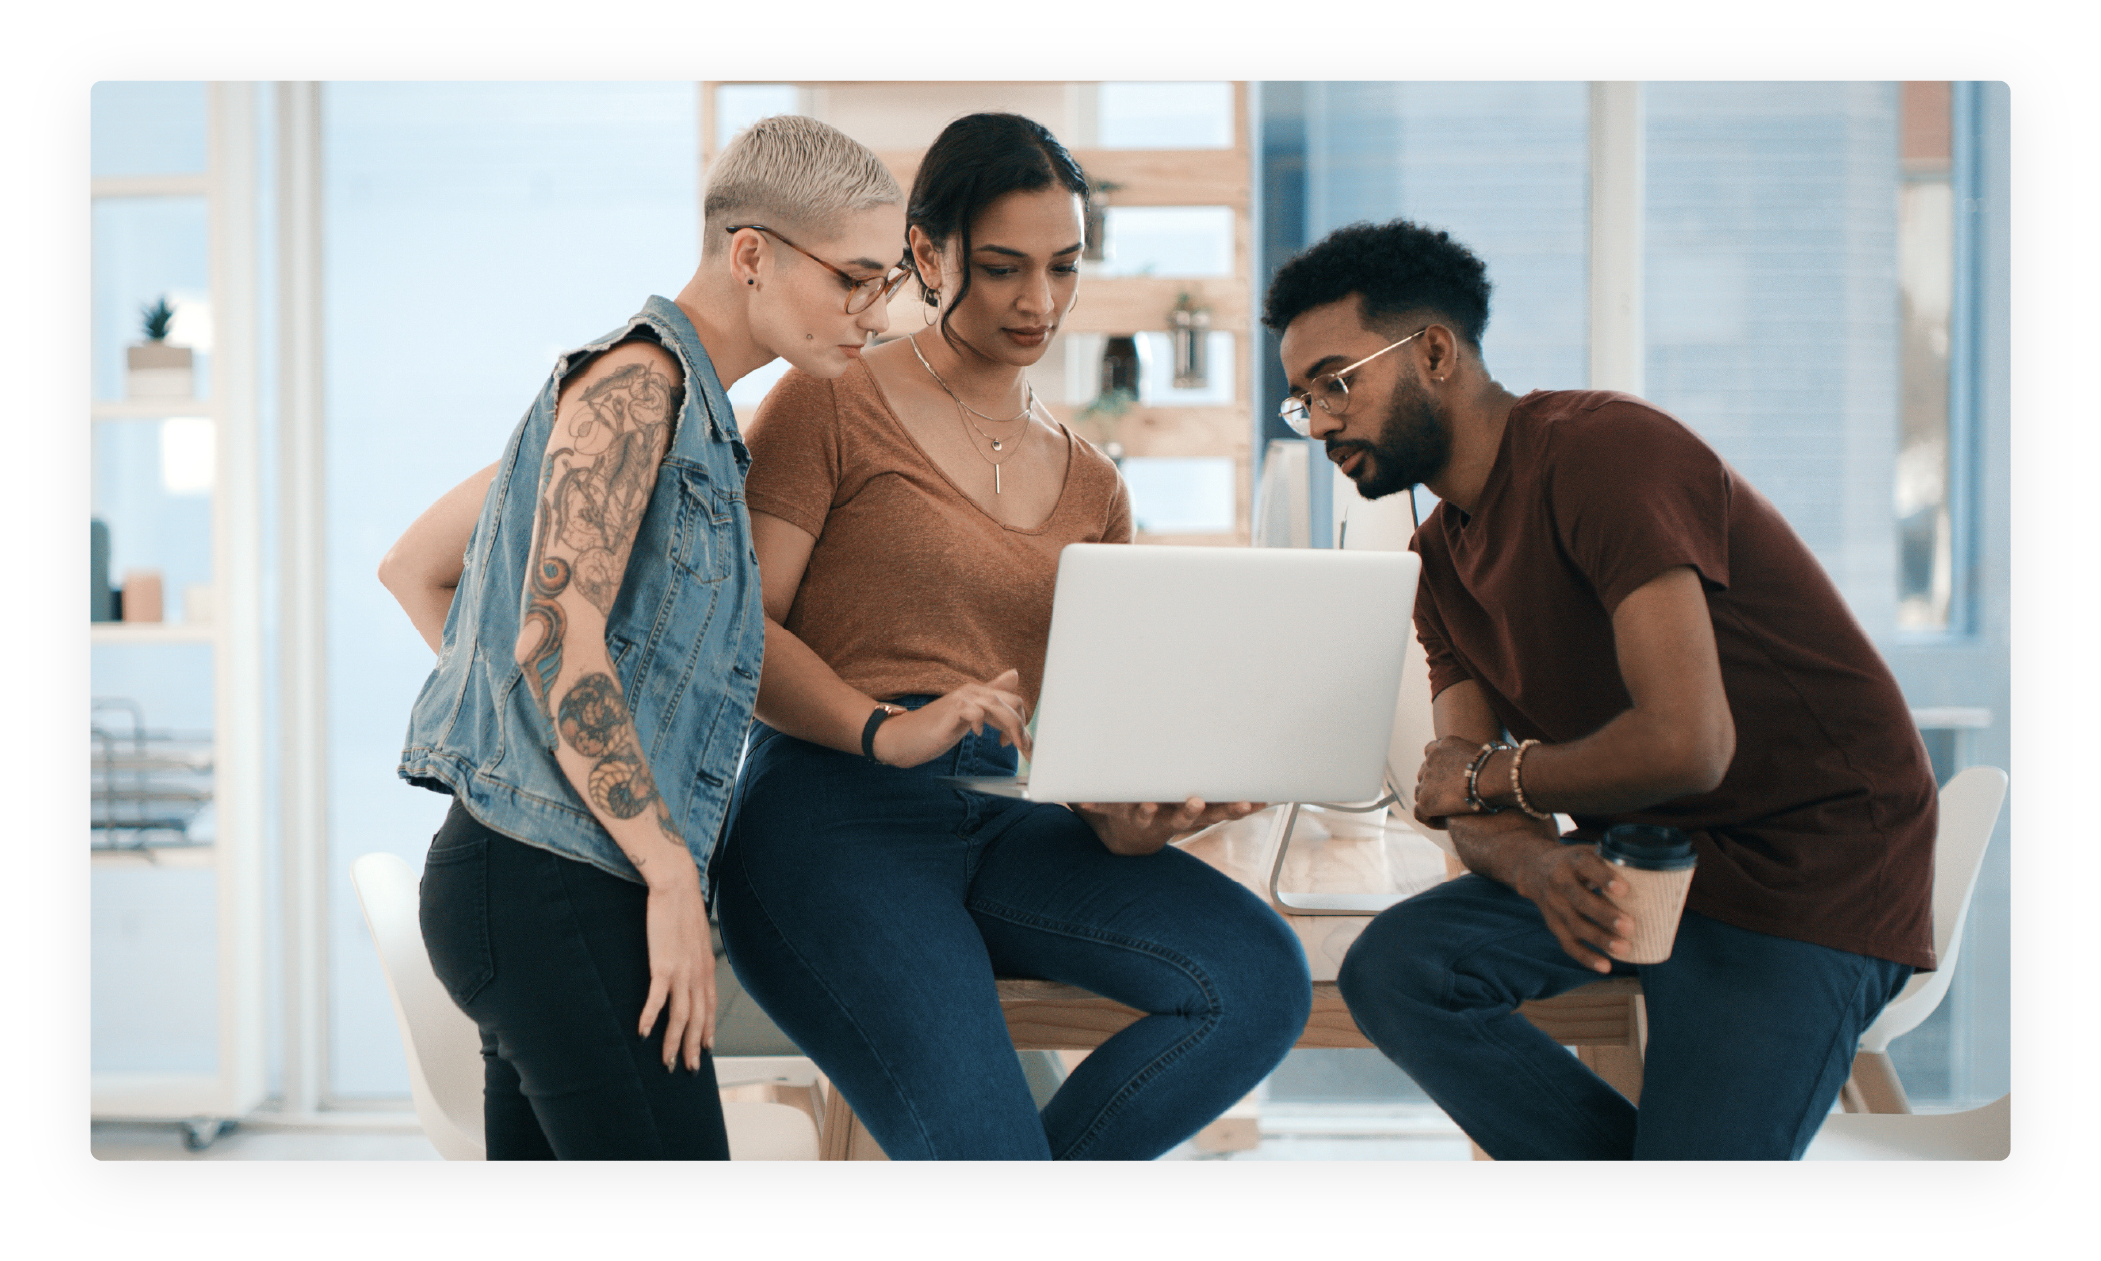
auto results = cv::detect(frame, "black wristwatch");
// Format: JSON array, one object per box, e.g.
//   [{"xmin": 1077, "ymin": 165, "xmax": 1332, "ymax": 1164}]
[{"xmin": 862, "ymin": 704, "xmax": 900, "ymax": 763}]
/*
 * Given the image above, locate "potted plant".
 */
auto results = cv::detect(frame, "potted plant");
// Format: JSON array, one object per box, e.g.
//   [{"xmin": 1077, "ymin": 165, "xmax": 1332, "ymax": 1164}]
[
  {"xmin": 1077, "ymin": 385, "xmax": 1136, "ymax": 463},
  {"xmin": 126, "ymin": 295, "xmax": 193, "ymax": 399}
]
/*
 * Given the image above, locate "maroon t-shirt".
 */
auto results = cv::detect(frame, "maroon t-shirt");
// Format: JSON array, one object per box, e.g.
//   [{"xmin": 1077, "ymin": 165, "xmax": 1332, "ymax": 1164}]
[{"xmin": 1412, "ymin": 390, "xmax": 1937, "ymax": 970}]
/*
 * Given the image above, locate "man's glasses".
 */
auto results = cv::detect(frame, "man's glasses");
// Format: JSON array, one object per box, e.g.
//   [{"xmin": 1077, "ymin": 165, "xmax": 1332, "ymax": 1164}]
[
  {"xmin": 726, "ymin": 224, "xmax": 912, "ymax": 315},
  {"xmin": 1277, "ymin": 327, "xmax": 1429, "ymax": 436}
]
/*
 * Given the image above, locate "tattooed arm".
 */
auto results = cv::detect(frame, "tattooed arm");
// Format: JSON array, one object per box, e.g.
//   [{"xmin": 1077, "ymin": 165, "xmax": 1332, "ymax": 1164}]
[
  {"xmin": 514, "ymin": 340, "xmax": 717, "ymax": 1071},
  {"xmin": 379, "ymin": 462, "xmax": 497, "ymax": 653}
]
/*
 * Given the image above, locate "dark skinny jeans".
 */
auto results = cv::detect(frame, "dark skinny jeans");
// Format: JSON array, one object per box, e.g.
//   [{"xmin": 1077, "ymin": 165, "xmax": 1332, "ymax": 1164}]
[
  {"xmin": 419, "ymin": 800, "xmax": 730, "ymax": 1160},
  {"xmin": 716, "ymin": 705, "xmax": 1313, "ymax": 1160}
]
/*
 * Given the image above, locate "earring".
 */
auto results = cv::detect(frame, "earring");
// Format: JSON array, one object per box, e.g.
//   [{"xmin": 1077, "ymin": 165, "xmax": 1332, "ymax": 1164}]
[
  {"xmin": 746, "ymin": 278, "xmax": 754, "ymax": 286},
  {"xmin": 920, "ymin": 288, "xmax": 940, "ymax": 328}
]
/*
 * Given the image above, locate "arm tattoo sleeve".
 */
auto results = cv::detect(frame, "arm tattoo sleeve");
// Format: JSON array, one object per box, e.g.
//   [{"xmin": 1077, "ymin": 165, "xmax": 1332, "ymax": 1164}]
[{"xmin": 518, "ymin": 354, "xmax": 683, "ymax": 843}]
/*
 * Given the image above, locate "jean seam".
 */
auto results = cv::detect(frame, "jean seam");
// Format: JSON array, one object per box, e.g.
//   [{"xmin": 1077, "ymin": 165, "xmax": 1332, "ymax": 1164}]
[
  {"xmin": 1437, "ymin": 924, "xmax": 1631, "ymax": 1158},
  {"xmin": 967, "ymin": 896, "xmax": 1222, "ymax": 1160},
  {"xmin": 544, "ymin": 851, "xmax": 670, "ymax": 1160},
  {"xmin": 1770, "ymin": 954, "xmax": 1885, "ymax": 1160},
  {"xmin": 726, "ymin": 841, "xmax": 940, "ymax": 1159}
]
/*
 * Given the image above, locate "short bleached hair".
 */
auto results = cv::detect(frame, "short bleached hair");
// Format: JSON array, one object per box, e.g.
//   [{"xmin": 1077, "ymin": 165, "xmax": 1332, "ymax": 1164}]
[{"xmin": 702, "ymin": 114, "xmax": 902, "ymax": 255}]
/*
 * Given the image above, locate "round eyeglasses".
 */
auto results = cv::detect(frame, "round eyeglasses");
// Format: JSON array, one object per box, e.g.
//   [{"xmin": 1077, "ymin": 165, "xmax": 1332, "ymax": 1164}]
[
  {"xmin": 1277, "ymin": 327, "xmax": 1428, "ymax": 436},
  {"xmin": 726, "ymin": 224, "xmax": 913, "ymax": 315}
]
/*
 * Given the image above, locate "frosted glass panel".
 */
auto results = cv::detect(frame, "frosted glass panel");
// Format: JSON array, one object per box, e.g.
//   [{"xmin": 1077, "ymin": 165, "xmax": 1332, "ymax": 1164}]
[
  {"xmin": 1099, "ymin": 206, "xmax": 1233, "ymax": 277},
  {"xmin": 93, "ymin": 868, "xmax": 219, "ymax": 1072},
  {"xmin": 92, "ymin": 421, "xmax": 215, "ymax": 621},
  {"xmin": 1134, "ymin": 330, "xmax": 1234, "ymax": 405},
  {"xmin": 1319, "ymin": 81, "xmax": 1588, "ymax": 396},
  {"xmin": 323, "ymin": 81, "xmax": 698, "ymax": 1097},
  {"xmin": 92, "ymin": 196, "xmax": 213, "ymax": 402},
  {"xmin": 1122, "ymin": 456, "xmax": 1236, "ymax": 534},
  {"xmin": 715, "ymin": 84, "xmax": 800, "ymax": 149},
  {"xmin": 92, "ymin": 81, "xmax": 208, "ymax": 176},
  {"xmin": 1098, "ymin": 82, "xmax": 1232, "ymax": 148},
  {"xmin": 1644, "ymin": 81, "xmax": 1901, "ymax": 632}
]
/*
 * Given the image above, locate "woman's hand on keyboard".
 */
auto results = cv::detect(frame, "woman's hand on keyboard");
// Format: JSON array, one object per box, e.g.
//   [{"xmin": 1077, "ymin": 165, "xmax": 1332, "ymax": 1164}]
[{"xmin": 869, "ymin": 669, "xmax": 1032, "ymax": 768}]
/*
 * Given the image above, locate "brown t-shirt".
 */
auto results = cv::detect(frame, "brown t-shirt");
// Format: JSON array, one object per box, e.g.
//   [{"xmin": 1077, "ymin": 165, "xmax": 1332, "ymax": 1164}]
[
  {"xmin": 743, "ymin": 359, "xmax": 1133, "ymax": 710},
  {"xmin": 1413, "ymin": 390, "xmax": 1937, "ymax": 970}
]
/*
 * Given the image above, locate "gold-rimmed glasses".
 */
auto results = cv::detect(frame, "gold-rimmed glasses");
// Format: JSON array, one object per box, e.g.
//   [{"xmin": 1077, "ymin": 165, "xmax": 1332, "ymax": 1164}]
[
  {"xmin": 1278, "ymin": 327, "xmax": 1429, "ymax": 436},
  {"xmin": 725, "ymin": 223, "xmax": 913, "ymax": 314}
]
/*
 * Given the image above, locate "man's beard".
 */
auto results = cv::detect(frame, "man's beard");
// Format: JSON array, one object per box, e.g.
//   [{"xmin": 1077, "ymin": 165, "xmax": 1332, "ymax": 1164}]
[{"xmin": 1328, "ymin": 376, "xmax": 1452, "ymax": 500}]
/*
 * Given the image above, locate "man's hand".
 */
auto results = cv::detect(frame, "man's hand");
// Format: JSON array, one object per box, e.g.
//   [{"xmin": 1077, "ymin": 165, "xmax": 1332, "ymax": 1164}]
[
  {"xmin": 1416, "ymin": 734, "xmax": 1493, "ymax": 824},
  {"xmin": 1507, "ymin": 840, "xmax": 1634, "ymax": 974},
  {"xmin": 1072, "ymin": 798, "xmax": 1264, "ymax": 857}
]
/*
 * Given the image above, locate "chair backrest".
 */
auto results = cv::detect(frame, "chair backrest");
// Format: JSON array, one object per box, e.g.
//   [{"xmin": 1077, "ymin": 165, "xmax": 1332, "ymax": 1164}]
[
  {"xmin": 1329, "ymin": 475, "xmax": 1444, "ymax": 845},
  {"xmin": 349, "ymin": 852, "xmax": 487, "ymax": 1160},
  {"xmin": 1858, "ymin": 764, "xmax": 2007, "ymax": 1051}
]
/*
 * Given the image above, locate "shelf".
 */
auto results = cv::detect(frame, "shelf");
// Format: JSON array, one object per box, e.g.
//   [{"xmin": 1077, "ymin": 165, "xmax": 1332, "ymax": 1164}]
[
  {"xmin": 93, "ymin": 399, "xmax": 218, "ymax": 421},
  {"xmin": 92, "ymin": 844, "xmax": 217, "ymax": 869},
  {"xmin": 92, "ymin": 622, "xmax": 216, "ymax": 646}
]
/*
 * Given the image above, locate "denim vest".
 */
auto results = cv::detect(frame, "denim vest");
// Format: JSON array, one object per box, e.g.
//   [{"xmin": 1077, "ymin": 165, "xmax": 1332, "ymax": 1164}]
[{"xmin": 398, "ymin": 296, "xmax": 763, "ymax": 889}]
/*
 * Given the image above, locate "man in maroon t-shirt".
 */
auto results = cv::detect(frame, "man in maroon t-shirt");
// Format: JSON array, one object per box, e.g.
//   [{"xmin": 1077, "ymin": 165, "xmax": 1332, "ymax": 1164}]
[{"xmin": 1264, "ymin": 218, "xmax": 1934, "ymax": 1160}]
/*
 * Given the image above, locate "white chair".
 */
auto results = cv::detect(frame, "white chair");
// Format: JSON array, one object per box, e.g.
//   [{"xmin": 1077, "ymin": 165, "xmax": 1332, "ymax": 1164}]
[
  {"xmin": 1806, "ymin": 1093, "xmax": 2009, "ymax": 1159},
  {"xmin": 1839, "ymin": 763, "xmax": 2008, "ymax": 1113},
  {"xmin": 350, "ymin": 851, "xmax": 820, "ymax": 1160}
]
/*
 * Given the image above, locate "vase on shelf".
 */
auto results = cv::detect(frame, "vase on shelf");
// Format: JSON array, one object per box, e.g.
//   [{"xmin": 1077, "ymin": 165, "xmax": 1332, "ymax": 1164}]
[
  {"xmin": 120, "ymin": 569, "xmax": 164, "ymax": 623},
  {"xmin": 125, "ymin": 295, "xmax": 193, "ymax": 400}
]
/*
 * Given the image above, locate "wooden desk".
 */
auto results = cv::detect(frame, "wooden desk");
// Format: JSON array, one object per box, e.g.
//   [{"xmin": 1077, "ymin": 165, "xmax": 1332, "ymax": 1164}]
[
  {"xmin": 998, "ymin": 803, "xmax": 1447, "ymax": 1052},
  {"xmin": 817, "ymin": 805, "xmax": 1646, "ymax": 1158}
]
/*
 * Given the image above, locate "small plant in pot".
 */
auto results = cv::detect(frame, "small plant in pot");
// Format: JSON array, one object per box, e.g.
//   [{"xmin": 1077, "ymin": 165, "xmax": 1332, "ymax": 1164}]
[{"xmin": 126, "ymin": 295, "xmax": 194, "ymax": 400}]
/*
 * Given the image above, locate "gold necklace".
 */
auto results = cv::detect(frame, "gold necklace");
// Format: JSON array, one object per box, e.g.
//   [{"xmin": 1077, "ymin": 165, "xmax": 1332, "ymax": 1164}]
[{"xmin": 908, "ymin": 334, "xmax": 1033, "ymax": 451}]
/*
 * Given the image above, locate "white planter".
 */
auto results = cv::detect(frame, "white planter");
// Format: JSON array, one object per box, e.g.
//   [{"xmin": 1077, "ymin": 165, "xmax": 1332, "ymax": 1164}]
[{"xmin": 126, "ymin": 341, "xmax": 194, "ymax": 400}]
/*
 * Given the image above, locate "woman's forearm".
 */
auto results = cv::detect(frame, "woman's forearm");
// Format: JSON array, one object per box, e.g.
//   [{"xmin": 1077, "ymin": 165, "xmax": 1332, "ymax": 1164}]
[
  {"xmin": 378, "ymin": 462, "xmax": 498, "ymax": 654},
  {"xmin": 390, "ymin": 578, "xmax": 457, "ymax": 654},
  {"xmin": 752, "ymin": 618, "xmax": 890, "ymax": 755}
]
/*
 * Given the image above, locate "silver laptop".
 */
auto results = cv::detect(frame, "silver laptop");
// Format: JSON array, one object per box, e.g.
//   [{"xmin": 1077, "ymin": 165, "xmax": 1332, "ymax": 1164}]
[{"xmin": 943, "ymin": 543, "xmax": 1420, "ymax": 804}]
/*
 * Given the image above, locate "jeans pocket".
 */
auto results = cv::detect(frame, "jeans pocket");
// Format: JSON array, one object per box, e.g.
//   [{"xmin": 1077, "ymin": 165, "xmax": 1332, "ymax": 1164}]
[{"xmin": 419, "ymin": 833, "xmax": 495, "ymax": 1010}]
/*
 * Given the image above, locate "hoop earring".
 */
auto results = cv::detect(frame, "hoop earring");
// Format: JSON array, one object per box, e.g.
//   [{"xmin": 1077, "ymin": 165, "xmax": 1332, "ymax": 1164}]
[{"xmin": 921, "ymin": 291, "xmax": 940, "ymax": 328}]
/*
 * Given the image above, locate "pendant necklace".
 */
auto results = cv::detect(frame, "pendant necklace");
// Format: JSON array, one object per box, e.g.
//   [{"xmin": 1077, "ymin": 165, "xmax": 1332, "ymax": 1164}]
[{"xmin": 908, "ymin": 333, "xmax": 1038, "ymax": 493}]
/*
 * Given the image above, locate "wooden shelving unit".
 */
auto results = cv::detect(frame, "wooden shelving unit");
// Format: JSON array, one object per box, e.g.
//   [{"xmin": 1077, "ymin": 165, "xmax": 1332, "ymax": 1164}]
[
  {"xmin": 700, "ymin": 81, "xmax": 1258, "ymax": 546},
  {"xmin": 90, "ymin": 84, "xmax": 267, "ymax": 1127}
]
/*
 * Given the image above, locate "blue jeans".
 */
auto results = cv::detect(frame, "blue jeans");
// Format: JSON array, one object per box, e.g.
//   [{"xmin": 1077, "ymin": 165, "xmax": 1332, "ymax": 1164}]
[
  {"xmin": 419, "ymin": 801, "xmax": 731, "ymax": 1160},
  {"xmin": 715, "ymin": 704, "xmax": 1312, "ymax": 1160},
  {"xmin": 1336, "ymin": 872, "xmax": 1913, "ymax": 1160}
]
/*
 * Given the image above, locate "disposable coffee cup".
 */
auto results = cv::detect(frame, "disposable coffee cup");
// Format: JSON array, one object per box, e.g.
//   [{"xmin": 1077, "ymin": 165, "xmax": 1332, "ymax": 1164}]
[{"xmin": 1599, "ymin": 825, "xmax": 1697, "ymax": 964}]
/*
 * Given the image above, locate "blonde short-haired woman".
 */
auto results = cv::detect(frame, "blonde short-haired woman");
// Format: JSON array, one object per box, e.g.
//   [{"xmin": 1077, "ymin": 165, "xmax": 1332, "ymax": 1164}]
[{"xmin": 381, "ymin": 115, "xmax": 910, "ymax": 1159}]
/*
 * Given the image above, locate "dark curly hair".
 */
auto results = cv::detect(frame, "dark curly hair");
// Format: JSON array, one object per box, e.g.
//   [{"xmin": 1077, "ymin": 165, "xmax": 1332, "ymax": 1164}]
[
  {"xmin": 907, "ymin": 112, "xmax": 1089, "ymax": 356},
  {"xmin": 1262, "ymin": 219, "xmax": 1492, "ymax": 350}
]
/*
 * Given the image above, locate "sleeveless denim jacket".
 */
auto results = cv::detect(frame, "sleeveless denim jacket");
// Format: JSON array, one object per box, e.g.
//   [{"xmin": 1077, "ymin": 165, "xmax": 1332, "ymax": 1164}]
[{"xmin": 398, "ymin": 296, "xmax": 763, "ymax": 889}]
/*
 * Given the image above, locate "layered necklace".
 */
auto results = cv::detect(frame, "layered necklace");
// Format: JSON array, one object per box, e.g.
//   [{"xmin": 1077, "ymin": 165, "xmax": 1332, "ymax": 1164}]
[{"xmin": 908, "ymin": 333, "xmax": 1038, "ymax": 495}]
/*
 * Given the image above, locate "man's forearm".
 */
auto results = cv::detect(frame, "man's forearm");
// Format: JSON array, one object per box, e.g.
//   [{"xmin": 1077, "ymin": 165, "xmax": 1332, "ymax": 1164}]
[
  {"xmin": 1474, "ymin": 707, "xmax": 1727, "ymax": 817},
  {"xmin": 1448, "ymin": 810, "xmax": 1563, "ymax": 889}
]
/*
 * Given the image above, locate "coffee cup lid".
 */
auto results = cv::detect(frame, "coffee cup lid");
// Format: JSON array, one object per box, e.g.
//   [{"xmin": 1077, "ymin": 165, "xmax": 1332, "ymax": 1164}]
[{"xmin": 1600, "ymin": 824, "xmax": 1698, "ymax": 871}]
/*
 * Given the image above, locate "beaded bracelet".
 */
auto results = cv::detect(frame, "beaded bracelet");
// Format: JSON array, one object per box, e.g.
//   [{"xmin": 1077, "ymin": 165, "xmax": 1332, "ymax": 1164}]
[
  {"xmin": 1463, "ymin": 741, "xmax": 1508, "ymax": 814},
  {"xmin": 1509, "ymin": 738, "xmax": 1552, "ymax": 821}
]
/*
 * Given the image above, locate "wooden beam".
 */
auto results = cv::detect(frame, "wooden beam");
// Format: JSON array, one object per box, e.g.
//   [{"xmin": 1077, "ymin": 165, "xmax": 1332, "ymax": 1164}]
[
  {"xmin": 872, "ymin": 147, "xmax": 1247, "ymax": 207},
  {"xmin": 1059, "ymin": 276, "xmax": 1248, "ymax": 335}
]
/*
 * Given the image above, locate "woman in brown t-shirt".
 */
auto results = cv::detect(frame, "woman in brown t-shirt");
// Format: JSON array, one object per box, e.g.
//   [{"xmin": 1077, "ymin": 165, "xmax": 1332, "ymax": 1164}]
[{"xmin": 712, "ymin": 113, "xmax": 1311, "ymax": 1160}]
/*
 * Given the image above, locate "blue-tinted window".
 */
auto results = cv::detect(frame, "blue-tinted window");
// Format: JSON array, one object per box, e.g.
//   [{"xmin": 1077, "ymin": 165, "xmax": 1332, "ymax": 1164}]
[{"xmin": 92, "ymin": 81, "xmax": 209, "ymax": 177}]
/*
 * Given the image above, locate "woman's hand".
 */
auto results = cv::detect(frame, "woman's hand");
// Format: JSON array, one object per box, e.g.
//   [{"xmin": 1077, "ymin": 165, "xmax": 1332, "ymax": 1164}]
[
  {"xmin": 639, "ymin": 865, "xmax": 716, "ymax": 1072},
  {"xmin": 869, "ymin": 669, "xmax": 1033, "ymax": 768},
  {"xmin": 1072, "ymin": 798, "xmax": 1265, "ymax": 857}
]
